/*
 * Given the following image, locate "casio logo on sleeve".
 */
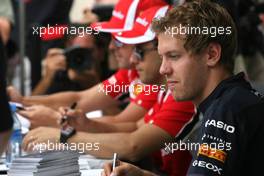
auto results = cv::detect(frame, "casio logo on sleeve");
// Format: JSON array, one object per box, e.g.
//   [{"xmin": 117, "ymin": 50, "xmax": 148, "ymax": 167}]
[{"xmin": 205, "ymin": 119, "xmax": 235, "ymax": 133}]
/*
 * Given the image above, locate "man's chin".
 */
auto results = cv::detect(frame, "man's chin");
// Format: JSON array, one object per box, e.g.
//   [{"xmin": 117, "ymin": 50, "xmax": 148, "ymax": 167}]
[
  {"xmin": 139, "ymin": 79, "xmax": 149, "ymax": 85},
  {"xmin": 172, "ymin": 92, "xmax": 187, "ymax": 102},
  {"xmin": 119, "ymin": 65, "xmax": 131, "ymax": 69}
]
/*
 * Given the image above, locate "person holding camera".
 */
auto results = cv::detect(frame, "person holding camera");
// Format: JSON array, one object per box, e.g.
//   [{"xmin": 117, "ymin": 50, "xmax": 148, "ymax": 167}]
[
  {"xmin": 32, "ymin": 32, "xmax": 100, "ymax": 95},
  {"xmin": 31, "ymin": 48, "xmax": 66, "ymax": 95},
  {"xmin": 8, "ymin": 0, "xmax": 170, "ymax": 128}
]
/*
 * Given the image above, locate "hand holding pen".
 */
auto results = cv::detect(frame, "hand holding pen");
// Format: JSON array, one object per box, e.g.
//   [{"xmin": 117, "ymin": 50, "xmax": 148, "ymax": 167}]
[
  {"xmin": 58, "ymin": 102, "xmax": 90, "ymax": 131},
  {"xmin": 60, "ymin": 102, "xmax": 77, "ymax": 126},
  {"xmin": 102, "ymin": 158, "xmax": 148, "ymax": 176},
  {"xmin": 101, "ymin": 153, "xmax": 120, "ymax": 176},
  {"xmin": 112, "ymin": 153, "xmax": 119, "ymax": 171}
]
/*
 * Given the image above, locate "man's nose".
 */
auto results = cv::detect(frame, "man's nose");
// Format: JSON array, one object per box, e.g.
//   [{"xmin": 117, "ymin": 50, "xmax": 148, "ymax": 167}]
[
  {"xmin": 108, "ymin": 39, "xmax": 117, "ymax": 51},
  {"xmin": 159, "ymin": 58, "xmax": 171, "ymax": 75},
  {"xmin": 130, "ymin": 52, "xmax": 140, "ymax": 65}
]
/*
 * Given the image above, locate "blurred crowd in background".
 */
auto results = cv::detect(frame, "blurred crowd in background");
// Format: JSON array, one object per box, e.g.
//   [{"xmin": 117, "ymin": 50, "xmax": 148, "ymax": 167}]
[
  {"xmin": 0, "ymin": 0, "xmax": 263, "ymax": 97},
  {"xmin": 0, "ymin": 0, "xmax": 264, "ymax": 175}
]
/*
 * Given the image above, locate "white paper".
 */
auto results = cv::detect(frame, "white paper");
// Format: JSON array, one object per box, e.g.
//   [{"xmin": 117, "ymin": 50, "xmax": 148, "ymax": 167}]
[{"xmin": 81, "ymin": 169, "xmax": 103, "ymax": 176}]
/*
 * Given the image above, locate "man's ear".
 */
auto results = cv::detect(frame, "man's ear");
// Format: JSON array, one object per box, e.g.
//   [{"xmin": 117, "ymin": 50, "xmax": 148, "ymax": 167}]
[{"xmin": 205, "ymin": 43, "xmax": 221, "ymax": 67}]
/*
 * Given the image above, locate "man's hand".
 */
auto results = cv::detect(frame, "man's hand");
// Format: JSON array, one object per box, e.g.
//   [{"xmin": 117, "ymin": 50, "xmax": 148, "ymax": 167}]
[
  {"xmin": 58, "ymin": 107, "xmax": 91, "ymax": 132},
  {"xmin": 102, "ymin": 161, "xmax": 146, "ymax": 176},
  {"xmin": 260, "ymin": 13, "xmax": 264, "ymax": 24},
  {"xmin": 0, "ymin": 17, "xmax": 11, "ymax": 44},
  {"xmin": 22, "ymin": 127, "xmax": 60, "ymax": 152},
  {"xmin": 43, "ymin": 48, "xmax": 66, "ymax": 79},
  {"xmin": 18, "ymin": 105, "xmax": 62, "ymax": 129},
  {"xmin": 7, "ymin": 86, "xmax": 23, "ymax": 103}
]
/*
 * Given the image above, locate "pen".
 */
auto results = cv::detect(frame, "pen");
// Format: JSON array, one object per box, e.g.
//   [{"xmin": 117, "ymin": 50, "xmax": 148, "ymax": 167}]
[
  {"xmin": 70, "ymin": 102, "xmax": 77, "ymax": 109},
  {"xmin": 60, "ymin": 102, "xmax": 77, "ymax": 125},
  {"xmin": 112, "ymin": 153, "xmax": 118, "ymax": 171},
  {"xmin": 16, "ymin": 106, "xmax": 26, "ymax": 111},
  {"xmin": 10, "ymin": 102, "xmax": 25, "ymax": 111}
]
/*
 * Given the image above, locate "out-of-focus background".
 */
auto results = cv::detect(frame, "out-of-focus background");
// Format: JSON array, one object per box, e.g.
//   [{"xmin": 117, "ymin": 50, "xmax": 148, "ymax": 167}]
[{"xmin": 1, "ymin": 0, "xmax": 264, "ymax": 96}]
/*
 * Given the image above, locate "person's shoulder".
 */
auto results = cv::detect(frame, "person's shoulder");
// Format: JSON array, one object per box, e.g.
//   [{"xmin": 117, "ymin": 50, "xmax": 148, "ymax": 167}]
[
  {"xmin": 217, "ymin": 84, "xmax": 262, "ymax": 111},
  {"xmin": 114, "ymin": 69, "xmax": 130, "ymax": 75},
  {"xmin": 162, "ymin": 93, "xmax": 194, "ymax": 113},
  {"xmin": 209, "ymin": 85, "xmax": 264, "ymax": 123},
  {"xmin": 113, "ymin": 69, "xmax": 138, "ymax": 81}
]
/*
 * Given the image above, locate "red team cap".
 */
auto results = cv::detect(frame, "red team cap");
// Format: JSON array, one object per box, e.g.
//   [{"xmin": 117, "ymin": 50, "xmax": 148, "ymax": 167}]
[
  {"xmin": 91, "ymin": 0, "xmax": 168, "ymax": 33},
  {"xmin": 113, "ymin": 5, "xmax": 169, "ymax": 44}
]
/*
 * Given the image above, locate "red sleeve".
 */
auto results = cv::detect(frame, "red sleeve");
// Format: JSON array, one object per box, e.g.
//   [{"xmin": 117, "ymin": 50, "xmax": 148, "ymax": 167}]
[
  {"xmin": 102, "ymin": 69, "xmax": 137, "ymax": 99},
  {"xmin": 131, "ymin": 85, "xmax": 160, "ymax": 111},
  {"xmin": 152, "ymin": 95, "xmax": 195, "ymax": 137},
  {"xmin": 143, "ymin": 93, "xmax": 194, "ymax": 175}
]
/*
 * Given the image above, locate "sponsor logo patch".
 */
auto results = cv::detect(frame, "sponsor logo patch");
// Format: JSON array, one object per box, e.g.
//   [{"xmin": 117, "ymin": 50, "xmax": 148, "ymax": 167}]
[
  {"xmin": 198, "ymin": 144, "xmax": 227, "ymax": 163},
  {"xmin": 192, "ymin": 160, "xmax": 222, "ymax": 175},
  {"xmin": 205, "ymin": 119, "xmax": 235, "ymax": 133}
]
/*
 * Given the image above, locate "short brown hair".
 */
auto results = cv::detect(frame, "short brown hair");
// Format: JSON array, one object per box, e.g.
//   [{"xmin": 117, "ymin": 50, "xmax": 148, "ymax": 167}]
[{"xmin": 152, "ymin": 0, "xmax": 237, "ymax": 73}]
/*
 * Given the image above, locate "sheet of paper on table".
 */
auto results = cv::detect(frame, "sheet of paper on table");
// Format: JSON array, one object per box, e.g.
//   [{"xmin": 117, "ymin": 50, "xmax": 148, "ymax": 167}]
[
  {"xmin": 81, "ymin": 169, "xmax": 103, "ymax": 176},
  {"xmin": 0, "ymin": 168, "xmax": 103, "ymax": 176}
]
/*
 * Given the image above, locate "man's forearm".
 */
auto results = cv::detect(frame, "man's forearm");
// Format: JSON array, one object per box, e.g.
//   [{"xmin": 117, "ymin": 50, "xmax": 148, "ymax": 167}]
[
  {"xmin": 67, "ymin": 125, "xmax": 168, "ymax": 162},
  {"xmin": 31, "ymin": 76, "xmax": 53, "ymax": 95},
  {"xmin": 22, "ymin": 91, "xmax": 80, "ymax": 110},
  {"xmin": 80, "ymin": 119, "xmax": 138, "ymax": 133},
  {"xmin": 22, "ymin": 83, "xmax": 119, "ymax": 112},
  {"xmin": 142, "ymin": 170, "xmax": 158, "ymax": 176},
  {"xmin": 0, "ymin": 130, "xmax": 11, "ymax": 154},
  {"xmin": 67, "ymin": 132, "xmax": 142, "ymax": 161},
  {"xmin": 94, "ymin": 102, "xmax": 147, "ymax": 124}
]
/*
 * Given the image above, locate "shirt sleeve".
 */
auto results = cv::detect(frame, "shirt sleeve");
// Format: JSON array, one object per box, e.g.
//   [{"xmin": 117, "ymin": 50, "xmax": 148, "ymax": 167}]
[
  {"xmin": 102, "ymin": 69, "xmax": 132, "ymax": 99},
  {"xmin": 152, "ymin": 95, "xmax": 194, "ymax": 136},
  {"xmin": 131, "ymin": 86, "xmax": 160, "ymax": 111},
  {"xmin": 187, "ymin": 109, "xmax": 237, "ymax": 176},
  {"xmin": 188, "ymin": 100, "xmax": 264, "ymax": 176}
]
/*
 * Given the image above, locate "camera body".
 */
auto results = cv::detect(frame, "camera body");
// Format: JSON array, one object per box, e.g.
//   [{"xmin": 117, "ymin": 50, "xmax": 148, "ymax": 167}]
[{"xmin": 63, "ymin": 46, "xmax": 94, "ymax": 73}]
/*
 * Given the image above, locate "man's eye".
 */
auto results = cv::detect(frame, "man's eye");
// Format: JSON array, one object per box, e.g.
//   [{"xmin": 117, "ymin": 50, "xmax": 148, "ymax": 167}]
[{"xmin": 169, "ymin": 55, "xmax": 180, "ymax": 59}]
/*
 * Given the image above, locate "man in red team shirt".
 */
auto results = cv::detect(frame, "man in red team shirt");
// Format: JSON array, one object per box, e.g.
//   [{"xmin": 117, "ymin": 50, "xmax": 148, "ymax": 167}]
[
  {"xmin": 8, "ymin": 0, "xmax": 169, "ymax": 128},
  {"xmin": 23, "ymin": 6, "xmax": 195, "ymax": 176}
]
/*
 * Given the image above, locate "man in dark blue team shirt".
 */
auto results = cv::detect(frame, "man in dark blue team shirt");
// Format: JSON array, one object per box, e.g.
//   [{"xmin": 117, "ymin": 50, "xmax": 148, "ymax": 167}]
[
  {"xmin": 103, "ymin": 0, "xmax": 264, "ymax": 176},
  {"xmin": 154, "ymin": 0, "xmax": 264, "ymax": 175}
]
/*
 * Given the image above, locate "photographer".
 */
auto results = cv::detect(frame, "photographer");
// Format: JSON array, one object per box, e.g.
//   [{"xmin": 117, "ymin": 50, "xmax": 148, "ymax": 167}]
[{"xmin": 32, "ymin": 33, "xmax": 100, "ymax": 95}]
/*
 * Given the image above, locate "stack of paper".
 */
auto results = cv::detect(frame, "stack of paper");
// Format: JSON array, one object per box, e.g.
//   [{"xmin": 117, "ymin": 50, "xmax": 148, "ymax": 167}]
[
  {"xmin": 7, "ymin": 150, "xmax": 80, "ymax": 176},
  {"xmin": 79, "ymin": 154, "xmax": 112, "ymax": 170}
]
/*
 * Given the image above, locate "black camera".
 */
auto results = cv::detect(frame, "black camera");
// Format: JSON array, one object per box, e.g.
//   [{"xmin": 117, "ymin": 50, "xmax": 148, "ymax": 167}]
[{"xmin": 63, "ymin": 46, "xmax": 94, "ymax": 73}]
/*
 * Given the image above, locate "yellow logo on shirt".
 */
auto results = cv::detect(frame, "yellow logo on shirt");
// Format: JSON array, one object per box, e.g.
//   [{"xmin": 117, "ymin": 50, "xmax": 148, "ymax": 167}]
[
  {"xmin": 198, "ymin": 144, "xmax": 227, "ymax": 163},
  {"xmin": 132, "ymin": 84, "xmax": 144, "ymax": 97}
]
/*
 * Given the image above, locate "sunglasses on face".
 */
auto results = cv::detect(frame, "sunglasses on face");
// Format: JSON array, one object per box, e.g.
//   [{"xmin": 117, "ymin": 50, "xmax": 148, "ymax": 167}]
[
  {"xmin": 113, "ymin": 38, "xmax": 124, "ymax": 48},
  {"xmin": 133, "ymin": 46, "xmax": 157, "ymax": 61}
]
